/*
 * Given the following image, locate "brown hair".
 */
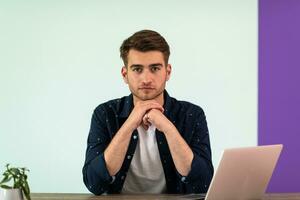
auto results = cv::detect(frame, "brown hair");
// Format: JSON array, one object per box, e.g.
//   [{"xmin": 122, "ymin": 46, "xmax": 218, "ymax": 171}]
[{"xmin": 120, "ymin": 30, "xmax": 170, "ymax": 66}]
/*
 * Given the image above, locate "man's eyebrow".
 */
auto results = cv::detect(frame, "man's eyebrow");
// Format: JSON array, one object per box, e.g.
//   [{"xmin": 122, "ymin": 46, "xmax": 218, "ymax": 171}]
[
  {"xmin": 149, "ymin": 63, "xmax": 163, "ymax": 67},
  {"xmin": 129, "ymin": 64, "xmax": 143, "ymax": 69}
]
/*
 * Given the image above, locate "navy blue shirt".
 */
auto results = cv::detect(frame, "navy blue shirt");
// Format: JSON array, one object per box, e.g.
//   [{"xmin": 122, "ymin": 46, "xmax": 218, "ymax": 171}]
[{"xmin": 82, "ymin": 90, "xmax": 213, "ymax": 195}]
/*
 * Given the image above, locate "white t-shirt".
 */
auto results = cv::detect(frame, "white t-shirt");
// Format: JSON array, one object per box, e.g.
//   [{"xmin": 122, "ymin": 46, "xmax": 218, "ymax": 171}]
[{"xmin": 122, "ymin": 125, "xmax": 167, "ymax": 194}]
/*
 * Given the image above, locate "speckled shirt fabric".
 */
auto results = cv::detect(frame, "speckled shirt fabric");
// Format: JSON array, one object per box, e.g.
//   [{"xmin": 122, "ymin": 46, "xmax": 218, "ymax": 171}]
[{"xmin": 82, "ymin": 90, "xmax": 213, "ymax": 195}]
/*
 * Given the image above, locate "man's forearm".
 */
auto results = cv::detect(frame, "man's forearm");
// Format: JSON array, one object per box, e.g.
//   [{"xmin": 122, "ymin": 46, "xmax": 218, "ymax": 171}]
[
  {"xmin": 163, "ymin": 125, "xmax": 194, "ymax": 176},
  {"xmin": 104, "ymin": 121, "xmax": 135, "ymax": 176}
]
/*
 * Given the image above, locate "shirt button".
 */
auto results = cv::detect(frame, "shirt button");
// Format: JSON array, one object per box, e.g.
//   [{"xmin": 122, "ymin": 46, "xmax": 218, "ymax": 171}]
[
  {"xmin": 133, "ymin": 135, "xmax": 138, "ymax": 140},
  {"xmin": 110, "ymin": 176, "xmax": 116, "ymax": 183},
  {"xmin": 127, "ymin": 155, "xmax": 131, "ymax": 159},
  {"xmin": 181, "ymin": 176, "xmax": 188, "ymax": 183},
  {"xmin": 121, "ymin": 175, "xmax": 125, "ymax": 180}
]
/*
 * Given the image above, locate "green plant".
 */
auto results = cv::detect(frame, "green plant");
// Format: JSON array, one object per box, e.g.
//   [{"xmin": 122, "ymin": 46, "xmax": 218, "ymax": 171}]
[{"xmin": 0, "ymin": 164, "xmax": 31, "ymax": 200}]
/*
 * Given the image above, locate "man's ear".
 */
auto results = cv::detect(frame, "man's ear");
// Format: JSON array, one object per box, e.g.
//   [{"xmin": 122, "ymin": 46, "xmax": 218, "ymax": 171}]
[
  {"xmin": 166, "ymin": 64, "xmax": 172, "ymax": 81},
  {"xmin": 121, "ymin": 66, "xmax": 128, "ymax": 84}
]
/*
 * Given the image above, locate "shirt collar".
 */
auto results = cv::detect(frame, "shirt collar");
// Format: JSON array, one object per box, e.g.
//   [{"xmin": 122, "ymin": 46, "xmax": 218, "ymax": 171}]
[
  {"xmin": 119, "ymin": 90, "xmax": 173, "ymax": 118},
  {"xmin": 119, "ymin": 93, "xmax": 134, "ymax": 118}
]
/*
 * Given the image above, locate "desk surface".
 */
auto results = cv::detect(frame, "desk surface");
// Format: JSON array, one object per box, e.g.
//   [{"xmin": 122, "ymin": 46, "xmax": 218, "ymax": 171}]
[{"xmin": 31, "ymin": 193, "xmax": 300, "ymax": 200}]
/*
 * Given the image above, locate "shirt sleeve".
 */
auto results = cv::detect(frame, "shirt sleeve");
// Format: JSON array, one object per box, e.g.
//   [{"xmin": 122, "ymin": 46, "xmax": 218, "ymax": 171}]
[
  {"xmin": 178, "ymin": 107, "xmax": 214, "ymax": 193},
  {"xmin": 82, "ymin": 106, "xmax": 115, "ymax": 195}
]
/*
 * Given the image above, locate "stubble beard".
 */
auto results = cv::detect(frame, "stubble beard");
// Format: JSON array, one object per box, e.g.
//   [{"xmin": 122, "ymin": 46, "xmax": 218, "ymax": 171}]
[{"xmin": 131, "ymin": 84, "xmax": 165, "ymax": 103}]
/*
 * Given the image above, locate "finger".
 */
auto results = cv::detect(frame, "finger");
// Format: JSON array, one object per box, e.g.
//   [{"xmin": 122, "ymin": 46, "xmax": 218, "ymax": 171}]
[
  {"xmin": 142, "ymin": 123, "xmax": 149, "ymax": 130},
  {"xmin": 146, "ymin": 121, "xmax": 151, "ymax": 127},
  {"xmin": 142, "ymin": 113, "xmax": 149, "ymax": 126},
  {"xmin": 156, "ymin": 107, "xmax": 164, "ymax": 113},
  {"xmin": 143, "ymin": 103, "xmax": 164, "ymax": 113},
  {"xmin": 141, "ymin": 116, "xmax": 149, "ymax": 130}
]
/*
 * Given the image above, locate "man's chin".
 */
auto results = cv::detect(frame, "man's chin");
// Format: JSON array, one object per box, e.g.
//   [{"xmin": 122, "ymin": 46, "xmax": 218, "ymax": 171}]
[
  {"xmin": 131, "ymin": 89, "xmax": 164, "ymax": 102},
  {"xmin": 135, "ymin": 92, "xmax": 158, "ymax": 101},
  {"xmin": 139, "ymin": 94, "xmax": 156, "ymax": 101}
]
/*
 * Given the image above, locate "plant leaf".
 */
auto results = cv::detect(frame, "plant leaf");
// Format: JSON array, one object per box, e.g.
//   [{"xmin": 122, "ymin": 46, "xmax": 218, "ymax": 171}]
[
  {"xmin": 5, "ymin": 164, "xmax": 10, "ymax": 170},
  {"xmin": 14, "ymin": 181, "xmax": 21, "ymax": 189},
  {"xmin": 0, "ymin": 185, "xmax": 13, "ymax": 189},
  {"xmin": 22, "ymin": 185, "xmax": 30, "ymax": 197},
  {"xmin": 24, "ymin": 192, "xmax": 31, "ymax": 200},
  {"xmin": 0, "ymin": 175, "xmax": 12, "ymax": 185},
  {"xmin": 23, "ymin": 187, "xmax": 31, "ymax": 200},
  {"xmin": 10, "ymin": 168, "xmax": 20, "ymax": 176},
  {"xmin": 3, "ymin": 171, "xmax": 10, "ymax": 177}
]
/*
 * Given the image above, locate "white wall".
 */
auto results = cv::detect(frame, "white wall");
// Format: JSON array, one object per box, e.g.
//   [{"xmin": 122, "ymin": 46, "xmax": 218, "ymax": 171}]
[{"xmin": 0, "ymin": 1, "xmax": 257, "ymax": 193}]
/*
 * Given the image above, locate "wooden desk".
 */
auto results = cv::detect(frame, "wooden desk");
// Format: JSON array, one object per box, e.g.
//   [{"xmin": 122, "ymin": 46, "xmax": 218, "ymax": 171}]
[{"xmin": 31, "ymin": 193, "xmax": 300, "ymax": 200}]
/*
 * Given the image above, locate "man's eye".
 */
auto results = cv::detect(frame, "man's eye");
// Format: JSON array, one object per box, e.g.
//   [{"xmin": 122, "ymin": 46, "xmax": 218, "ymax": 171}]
[
  {"xmin": 151, "ymin": 67, "xmax": 160, "ymax": 72},
  {"xmin": 133, "ymin": 68, "xmax": 142, "ymax": 73}
]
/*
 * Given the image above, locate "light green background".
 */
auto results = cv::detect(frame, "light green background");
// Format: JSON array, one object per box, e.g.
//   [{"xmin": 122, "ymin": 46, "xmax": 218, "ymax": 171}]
[{"xmin": 0, "ymin": 1, "xmax": 257, "ymax": 193}]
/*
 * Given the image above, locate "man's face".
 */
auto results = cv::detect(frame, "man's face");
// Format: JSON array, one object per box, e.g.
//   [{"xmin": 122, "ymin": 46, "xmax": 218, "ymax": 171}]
[{"xmin": 121, "ymin": 49, "xmax": 171, "ymax": 102}]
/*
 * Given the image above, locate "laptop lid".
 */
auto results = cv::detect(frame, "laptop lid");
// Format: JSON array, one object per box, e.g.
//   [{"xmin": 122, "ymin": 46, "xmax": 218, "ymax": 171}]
[{"xmin": 205, "ymin": 144, "xmax": 283, "ymax": 200}]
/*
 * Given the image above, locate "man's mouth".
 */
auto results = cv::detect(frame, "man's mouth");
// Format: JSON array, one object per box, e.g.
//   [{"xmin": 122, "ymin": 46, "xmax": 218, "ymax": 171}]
[{"xmin": 139, "ymin": 87, "xmax": 154, "ymax": 89}]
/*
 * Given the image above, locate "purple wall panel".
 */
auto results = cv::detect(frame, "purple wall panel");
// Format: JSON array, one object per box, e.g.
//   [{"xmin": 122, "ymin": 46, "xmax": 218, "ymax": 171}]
[{"xmin": 259, "ymin": 0, "xmax": 300, "ymax": 192}]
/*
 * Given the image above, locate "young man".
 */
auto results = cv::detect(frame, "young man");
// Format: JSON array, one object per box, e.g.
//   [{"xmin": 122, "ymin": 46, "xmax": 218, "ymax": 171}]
[{"xmin": 82, "ymin": 30, "xmax": 213, "ymax": 195}]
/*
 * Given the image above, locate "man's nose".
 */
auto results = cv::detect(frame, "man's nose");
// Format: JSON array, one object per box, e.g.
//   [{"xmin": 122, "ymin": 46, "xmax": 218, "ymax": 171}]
[{"xmin": 141, "ymin": 70, "xmax": 152, "ymax": 85}]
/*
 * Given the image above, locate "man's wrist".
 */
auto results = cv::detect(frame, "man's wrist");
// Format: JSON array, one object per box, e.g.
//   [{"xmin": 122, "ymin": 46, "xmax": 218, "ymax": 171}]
[
  {"xmin": 162, "ymin": 122, "xmax": 177, "ymax": 136},
  {"xmin": 122, "ymin": 120, "xmax": 137, "ymax": 134}
]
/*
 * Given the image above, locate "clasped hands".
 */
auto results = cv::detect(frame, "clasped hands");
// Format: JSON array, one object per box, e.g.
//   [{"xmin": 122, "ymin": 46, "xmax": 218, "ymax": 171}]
[{"xmin": 127, "ymin": 100, "xmax": 173, "ymax": 132}]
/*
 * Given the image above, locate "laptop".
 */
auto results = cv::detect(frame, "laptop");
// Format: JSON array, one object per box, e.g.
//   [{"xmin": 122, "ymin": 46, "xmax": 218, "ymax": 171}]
[{"xmin": 183, "ymin": 144, "xmax": 283, "ymax": 200}]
